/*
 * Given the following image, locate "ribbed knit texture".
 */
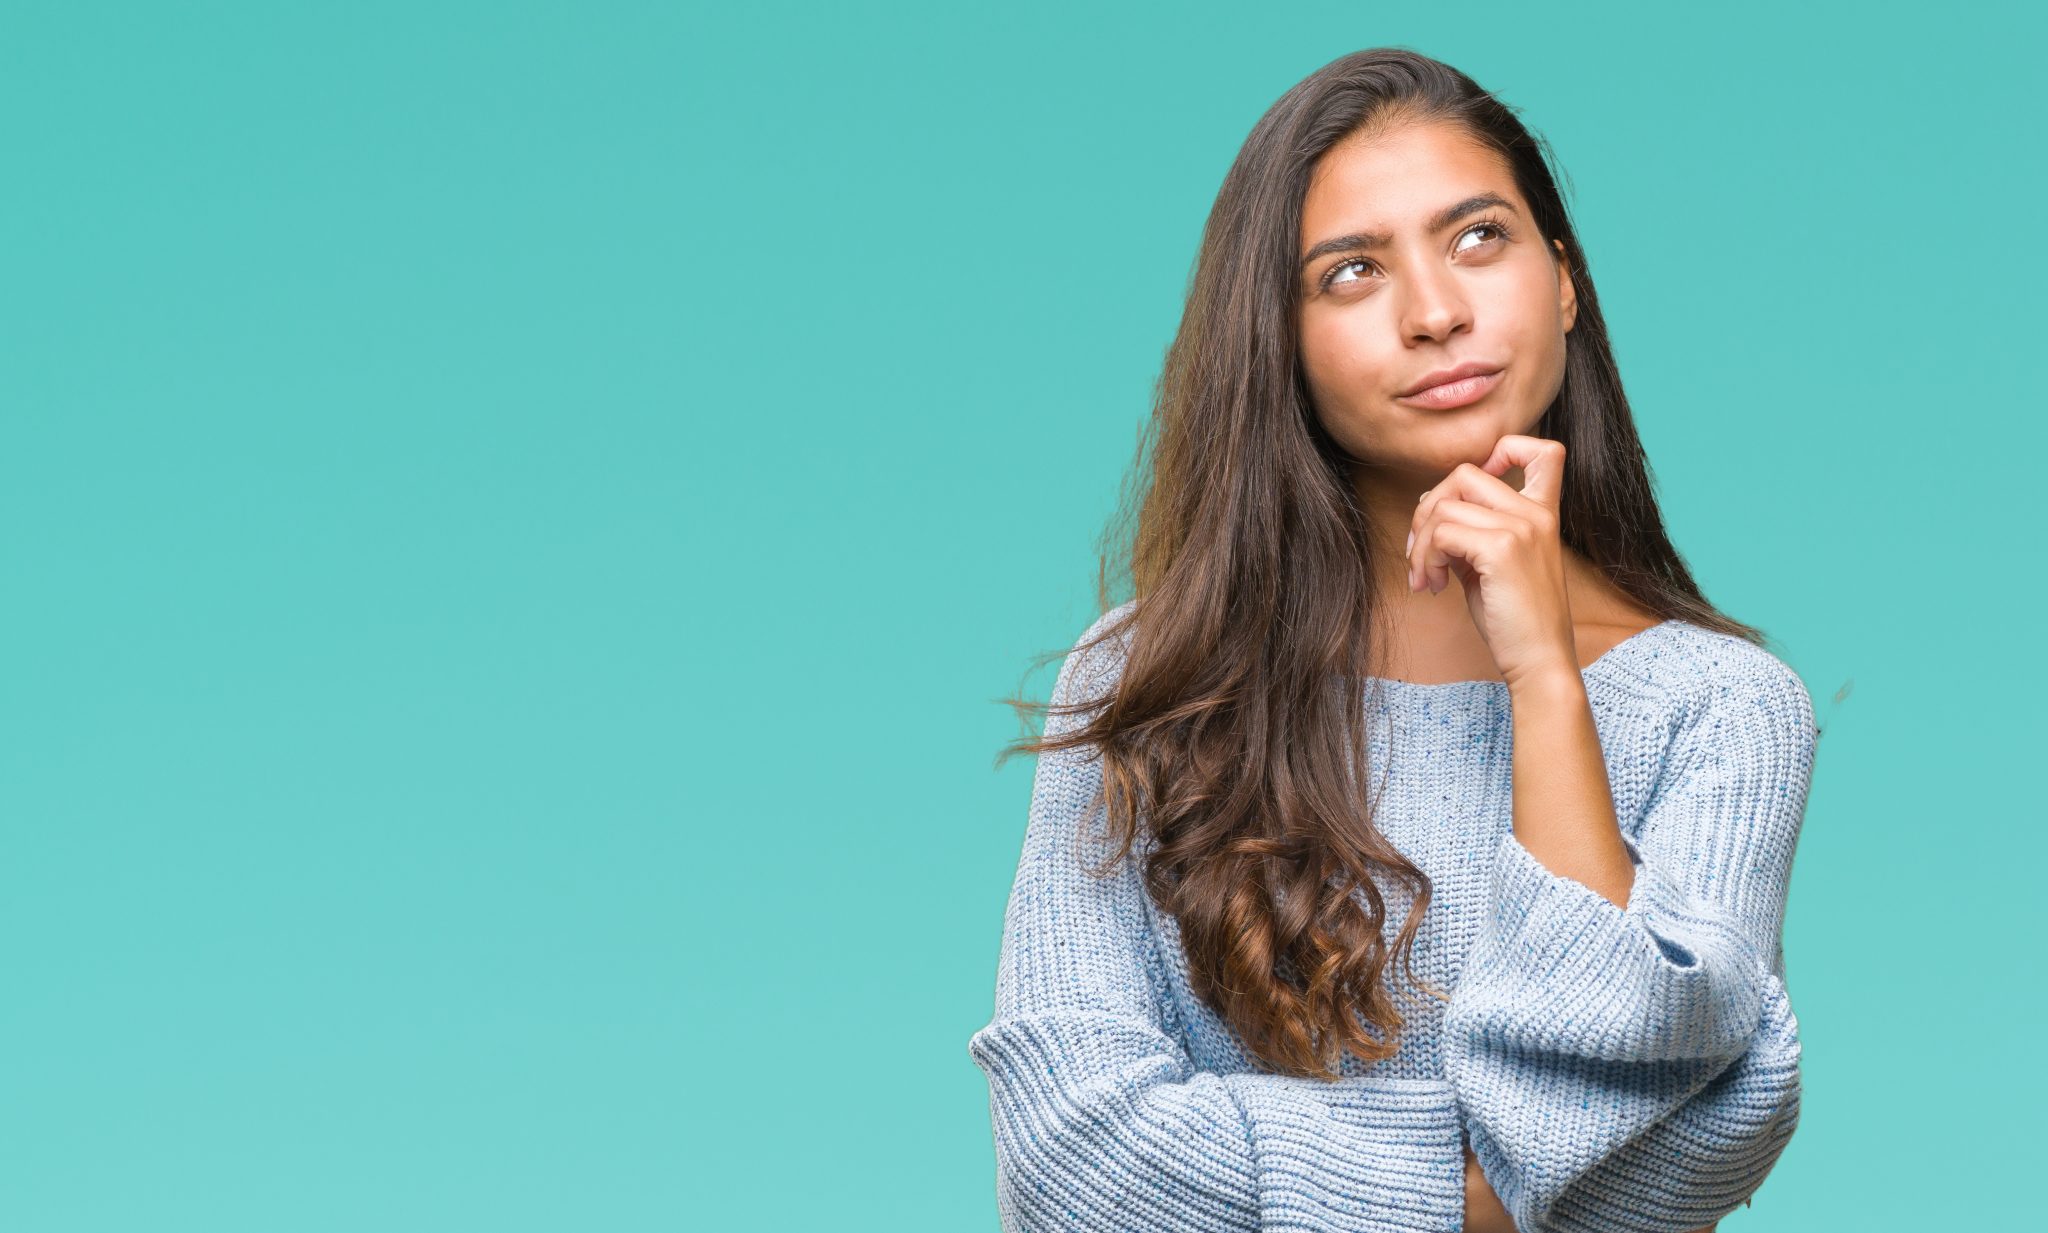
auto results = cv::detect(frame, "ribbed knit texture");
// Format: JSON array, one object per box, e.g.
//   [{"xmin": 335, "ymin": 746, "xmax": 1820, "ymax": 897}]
[{"xmin": 967, "ymin": 603, "xmax": 1815, "ymax": 1233}]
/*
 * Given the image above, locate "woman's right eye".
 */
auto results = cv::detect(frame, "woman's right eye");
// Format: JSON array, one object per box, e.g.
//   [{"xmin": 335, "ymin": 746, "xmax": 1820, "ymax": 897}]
[{"xmin": 1323, "ymin": 258, "xmax": 1375, "ymax": 290}]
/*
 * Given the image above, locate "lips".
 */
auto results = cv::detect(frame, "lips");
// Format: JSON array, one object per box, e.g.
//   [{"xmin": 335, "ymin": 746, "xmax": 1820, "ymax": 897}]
[
  {"xmin": 1396, "ymin": 366, "xmax": 1504, "ymax": 410},
  {"xmin": 1398, "ymin": 360, "xmax": 1506, "ymax": 398}
]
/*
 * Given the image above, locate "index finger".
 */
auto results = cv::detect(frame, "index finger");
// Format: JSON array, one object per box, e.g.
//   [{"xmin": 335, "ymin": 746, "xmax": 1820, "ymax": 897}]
[{"xmin": 1478, "ymin": 435, "xmax": 1566, "ymax": 510}]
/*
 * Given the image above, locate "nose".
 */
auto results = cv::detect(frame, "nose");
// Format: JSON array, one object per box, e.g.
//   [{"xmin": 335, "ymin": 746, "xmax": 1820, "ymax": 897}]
[{"xmin": 1399, "ymin": 262, "xmax": 1473, "ymax": 345}]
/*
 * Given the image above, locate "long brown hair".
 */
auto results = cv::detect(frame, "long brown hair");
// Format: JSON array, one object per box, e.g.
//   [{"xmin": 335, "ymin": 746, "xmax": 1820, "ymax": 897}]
[{"xmin": 998, "ymin": 47, "xmax": 1765, "ymax": 1080}]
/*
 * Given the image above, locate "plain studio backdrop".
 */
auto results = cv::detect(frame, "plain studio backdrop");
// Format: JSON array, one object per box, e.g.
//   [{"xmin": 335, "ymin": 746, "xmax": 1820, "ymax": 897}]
[{"xmin": 2, "ymin": 1, "xmax": 2039, "ymax": 1229}]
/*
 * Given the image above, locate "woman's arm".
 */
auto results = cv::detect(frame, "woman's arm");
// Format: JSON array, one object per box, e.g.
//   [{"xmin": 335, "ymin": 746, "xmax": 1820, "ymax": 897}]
[
  {"xmin": 1464, "ymin": 1141, "xmax": 1517, "ymax": 1233},
  {"xmin": 1442, "ymin": 655, "xmax": 1815, "ymax": 1233},
  {"xmin": 1399, "ymin": 438, "xmax": 1810, "ymax": 1231},
  {"xmin": 967, "ymin": 610, "xmax": 1469, "ymax": 1233},
  {"xmin": 1502, "ymin": 667, "xmax": 1638, "ymax": 909}
]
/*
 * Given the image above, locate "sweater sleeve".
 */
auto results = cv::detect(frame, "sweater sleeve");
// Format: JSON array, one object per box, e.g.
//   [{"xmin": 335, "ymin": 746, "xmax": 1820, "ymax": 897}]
[
  {"xmin": 1440, "ymin": 653, "xmax": 1816, "ymax": 1233},
  {"xmin": 1538, "ymin": 971, "xmax": 1802, "ymax": 1231},
  {"xmin": 966, "ymin": 611, "xmax": 1467, "ymax": 1233}
]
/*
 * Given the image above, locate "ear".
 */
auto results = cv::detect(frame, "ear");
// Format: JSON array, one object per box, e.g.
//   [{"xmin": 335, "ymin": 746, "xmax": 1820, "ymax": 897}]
[{"xmin": 1553, "ymin": 238, "xmax": 1577, "ymax": 334}]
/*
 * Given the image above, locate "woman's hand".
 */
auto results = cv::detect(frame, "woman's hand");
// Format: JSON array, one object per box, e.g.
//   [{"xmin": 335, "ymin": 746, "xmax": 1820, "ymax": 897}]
[{"xmin": 1405, "ymin": 434, "xmax": 1578, "ymax": 690}]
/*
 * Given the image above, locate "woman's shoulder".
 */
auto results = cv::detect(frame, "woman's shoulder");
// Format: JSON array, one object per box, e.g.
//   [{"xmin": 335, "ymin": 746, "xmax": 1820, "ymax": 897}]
[
  {"xmin": 1646, "ymin": 619, "xmax": 1808, "ymax": 691},
  {"xmin": 1061, "ymin": 599, "xmax": 1140, "ymax": 673},
  {"xmin": 1059, "ymin": 604, "xmax": 1814, "ymax": 735},
  {"xmin": 1610, "ymin": 619, "xmax": 1817, "ymax": 745},
  {"xmin": 1045, "ymin": 600, "xmax": 1141, "ymax": 714},
  {"xmin": 1073, "ymin": 598, "xmax": 1140, "ymax": 646}
]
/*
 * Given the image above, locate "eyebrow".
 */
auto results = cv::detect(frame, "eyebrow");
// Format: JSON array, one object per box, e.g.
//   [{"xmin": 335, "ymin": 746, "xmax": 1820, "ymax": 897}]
[{"xmin": 1299, "ymin": 192, "xmax": 1518, "ymax": 271}]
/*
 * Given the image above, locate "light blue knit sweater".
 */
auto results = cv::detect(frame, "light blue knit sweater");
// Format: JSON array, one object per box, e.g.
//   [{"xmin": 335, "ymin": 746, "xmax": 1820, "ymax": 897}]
[{"xmin": 967, "ymin": 602, "xmax": 1815, "ymax": 1233}]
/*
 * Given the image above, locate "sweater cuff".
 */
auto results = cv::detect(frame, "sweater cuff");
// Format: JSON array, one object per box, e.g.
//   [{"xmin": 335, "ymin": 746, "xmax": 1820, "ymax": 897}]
[
  {"xmin": 1220, "ymin": 1074, "xmax": 1465, "ymax": 1233},
  {"xmin": 1477, "ymin": 828, "xmax": 1767, "ymax": 1063}
]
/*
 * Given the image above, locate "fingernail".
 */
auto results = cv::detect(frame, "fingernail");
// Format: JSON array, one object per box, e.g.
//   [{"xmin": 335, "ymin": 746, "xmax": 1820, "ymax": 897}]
[{"xmin": 1404, "ymin": 530, "xmax": 1414, "ymax": 554}]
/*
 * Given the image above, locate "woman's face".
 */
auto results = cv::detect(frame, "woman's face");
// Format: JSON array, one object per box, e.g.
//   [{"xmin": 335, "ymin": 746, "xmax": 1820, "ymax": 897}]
[{"xmin": 1296, "ymin": 120, "xmax": 1576, "ymax": 482}]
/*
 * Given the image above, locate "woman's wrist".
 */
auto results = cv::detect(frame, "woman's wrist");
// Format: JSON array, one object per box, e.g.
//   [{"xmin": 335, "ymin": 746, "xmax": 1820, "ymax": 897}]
[{"xmin": 1463, "ymin": 1143, "xmax": 1516, "ymax": 1233}]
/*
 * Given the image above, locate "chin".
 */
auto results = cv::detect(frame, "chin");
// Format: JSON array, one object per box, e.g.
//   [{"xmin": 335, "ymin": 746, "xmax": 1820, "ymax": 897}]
[{"xmin": 1419, "ymin": 411, "xmax": 1517, "ymax": 451}]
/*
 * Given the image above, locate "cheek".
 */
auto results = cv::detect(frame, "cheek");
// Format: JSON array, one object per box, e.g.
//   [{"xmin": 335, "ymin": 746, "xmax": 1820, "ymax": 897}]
[
  {"xmin": 1298, "ymin": 316, "xmax": 1338, "ymax": 374},
  {"xmin": 1297, "ymin": 324, "xmax": 1342, "ymax": 406},
  {"xmin": 1502, "ymin": 282, "xmax": 1570, "ymax": 415},
  {"xmin": 1300, "ymin": 316, "xmax": 1389, "ymax": 398},
  {"xmin": 1490, "ymin": 276, "xmax": 1565, "ymax": 359},
  {"xmin": 1517, "ymin": 267, "xmax": 1569, "ymax": 336}
]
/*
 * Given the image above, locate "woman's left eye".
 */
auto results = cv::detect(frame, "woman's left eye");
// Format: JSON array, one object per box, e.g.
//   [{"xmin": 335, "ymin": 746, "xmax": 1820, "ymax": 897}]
[{"xmin": 1456, "ymin": 219, "xmax": 1512, "ymax": 253}]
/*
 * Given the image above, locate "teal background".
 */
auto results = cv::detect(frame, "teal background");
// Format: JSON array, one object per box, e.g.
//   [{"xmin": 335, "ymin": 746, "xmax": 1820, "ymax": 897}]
[{"xmin": 3, "ymin": 1, "xmax": 2037, "ymax": 1228}]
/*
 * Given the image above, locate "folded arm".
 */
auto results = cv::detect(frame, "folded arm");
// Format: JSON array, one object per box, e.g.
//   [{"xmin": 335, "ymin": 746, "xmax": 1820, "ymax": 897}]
[
  {"xmin": 1443, "ymin": 654, "xmax": 1817, "ymax": 1233},
  {"xmin": 968, "ymin": 609, "xmax": 1468, "ymax": 1232}
]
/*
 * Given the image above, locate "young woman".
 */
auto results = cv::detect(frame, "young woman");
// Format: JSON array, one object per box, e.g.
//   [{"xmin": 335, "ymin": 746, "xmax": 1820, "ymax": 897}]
[{"xmin": 967, "ymin": 47, "xmax": 1815, "ymax": 1233}]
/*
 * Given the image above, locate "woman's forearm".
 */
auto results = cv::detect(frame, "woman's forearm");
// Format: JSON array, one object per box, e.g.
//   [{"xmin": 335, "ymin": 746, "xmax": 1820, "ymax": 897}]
[
  {"xmin": 1463, "ymin": 1144, "xmax": 1516, "ymax": 1233},
  {"xmin": 1506, "ymin": 669, "xmax": 1636, "ymax": 908}
]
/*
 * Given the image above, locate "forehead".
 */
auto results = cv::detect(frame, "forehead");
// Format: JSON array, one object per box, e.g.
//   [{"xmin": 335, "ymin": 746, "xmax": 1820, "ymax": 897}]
[{"xmin": 1300, "ymin": 123, "xmax": 1517, "ymax": 238}]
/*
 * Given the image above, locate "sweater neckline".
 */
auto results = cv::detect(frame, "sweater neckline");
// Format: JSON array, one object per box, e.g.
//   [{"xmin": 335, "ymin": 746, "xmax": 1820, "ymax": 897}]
[{"xmin": 1364, "ymin": 618, "xmax": 1684, "ymax": 698}]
